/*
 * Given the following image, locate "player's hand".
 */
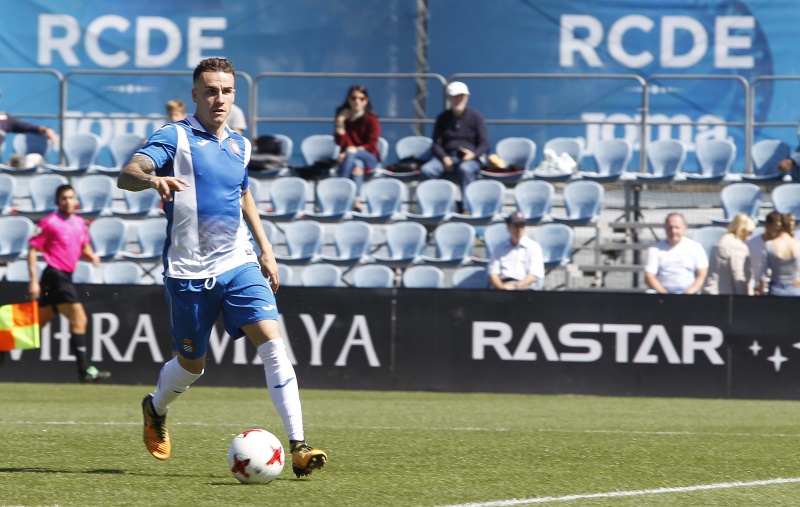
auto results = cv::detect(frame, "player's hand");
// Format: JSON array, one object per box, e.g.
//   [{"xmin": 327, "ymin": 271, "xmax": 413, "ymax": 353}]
[
  {"xmin": 150, "ymin": 176, "xmax": 189, "ymax": 201},
  {"xmin": 259, "ymin": 254, "xmax": 279, "ymax": 294},
  {"xmin": 28, "ymin": 280, "xmax": 40, "ymax": 300}
]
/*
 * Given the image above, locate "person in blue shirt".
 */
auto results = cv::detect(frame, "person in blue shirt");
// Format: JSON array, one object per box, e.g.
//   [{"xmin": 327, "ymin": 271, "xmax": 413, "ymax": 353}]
[{"xmin": 117, "ymin": 58, "xmax": 326, "ymax": 477}]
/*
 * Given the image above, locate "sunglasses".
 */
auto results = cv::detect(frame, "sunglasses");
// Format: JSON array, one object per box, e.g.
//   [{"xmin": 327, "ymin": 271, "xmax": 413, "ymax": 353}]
[{"xmin": 349, "ymin": 95, "xmax": 367, "ymax": 102}]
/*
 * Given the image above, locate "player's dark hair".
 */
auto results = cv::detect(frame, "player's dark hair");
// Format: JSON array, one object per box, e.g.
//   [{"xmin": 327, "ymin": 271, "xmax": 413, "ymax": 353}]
[
  {"xmin": 193, "ymin": 58, "xmax": 235, "ymax": 84},
  {"xmin": 54, "ymin": 184, "xmax": 74, "ymax": 203}
]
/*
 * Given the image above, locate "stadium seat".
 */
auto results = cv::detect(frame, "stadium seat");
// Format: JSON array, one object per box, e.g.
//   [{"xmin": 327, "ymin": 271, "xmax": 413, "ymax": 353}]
[
  {"xmin": 532, "ymin": 137, "xmax": 583, "ymax": 182},
  {"xmin": 301, "ymin": 263, "xmax": 343, "ymax": 287},
  {"xmin": 350, "ymin": 178, "xmax": 406, "ymax": 223},
  {"xmin": 403, "ymin": 179, "xmax": 457, "ymax": 225},
  {"xmin": 4, "ymin": 259, "xmax": 44, "ymax": 282},
  {"xmin": 94, "ymin": 133, "xmax": 144, "ymax": 175},
  {"xmin": 0, "ymin": 133, "xmax": 50, "ymax": 173},
  {"xmin": 371, "ymin": 221, "xmax": 427, "ymax": 267},
  {"xmin": 277, "ymin": 263, "xmax": 294, "ymax": 286},
  {"xmin": 300, "ymin": 134, "xmax": 339, "ymax": 167},
  {"xmin": 450, "ymin": 179, "xmax": 506, "ymax": 225},
  {"xmin": 0, "ymin": 173, "xmax": 16, "ymax": 214},
  {"xmin": 711, "ymin": 183, "xmax": 761, "ymax": 225},
  {"xmin": 534, "ymin": 223, "xmax": 574, "ymax": 268},
  {"xmin": 16, "ymin": 174, "xmax": 68, "ymax": 220},
  {"xmin": 273, "ymin": 133, "xmax": 293, "ymax": 158},
  {"xmin": 305, "ymin": 177, "xmax": 356, "ymax": 222},
  {"xmin": 75, "ymin": 174, "xmax": 115, "ymax": 218},
  {"xmin": 263, "ymin": 176, "xmax": 308, "ymax": 221},
  {"xmin": 472, "ymin": 222, "xmax": 510, "ymax": 265},
  {"xmin": 121, "ymin": 217, "xmax": 168, "ymax": 261},
  {"xmin": 351, "ymin": 264, "xmax": 395, "ymax": 288},
  {"xmin": 638, "ymin": 139, "xmax": 686, "ymax": 182},
  {"xmin": 551, "ymin": 180, "xmax": 604, "ymax": 225},
  {"xmin": 770, "ymin": 183, "xmax": 800, "ymax": 217},
  {"xmin": 384, "ymin": 135, "xmax": 432, "ymax": 180},
  {"xmin": 580, "ymin": 138, "xmax": 632, "ymax": 182},
  {"xmin": 273, "ymin": 220, "xmax": 323, "ymax": 265},
  {"xmin": 479, "ymin": 137, "xmax": 536, "ymax": 183},
  {"xmin": 401, "ymin": 265, "xmax": 445, "ymax": 288},
  {"xmin": 102, "ymin": 261, "xmax": 145, "ymax": 284},
  {"xmin": 514, "ymin": 180, "xmax": 554, "ymax": 224},
  {"xmin": 114, "ymin": 188, "xmax": 162, "ymax": 217},
  {"xmin": 451, "ymin": 266, "xmax": 490, "ymax": 289},
  {"xmin": 319, "ymin": 221, "xmax": 373, "ymax": 265},
  {"xmin": 0, "ymin": 215, "xmax": 35, "ymax": 262},
  {"xmin": 744, "ymin": 139, "xmax": 791, "ymax": 181},
  {"xmin": 419, "ymin": 222, "xmax": 476, "ymax": 265},
  {"xmin": 89, "ymin": 217, "xmax": 128, "ymax": 261},
  {"xmin": 686, "ymin": 139, "xmax": 736, "ymax": 181},
  {"xmin": 45, "ymin": 132, "xmax": 102, "ymax": 175},
  {"xmin": 72, "ymin": 260, "xmax": 98, "ymax": 284},
  {"xmin": 691, "ymin": 225, "xmax": 727, "ymax": 260}
]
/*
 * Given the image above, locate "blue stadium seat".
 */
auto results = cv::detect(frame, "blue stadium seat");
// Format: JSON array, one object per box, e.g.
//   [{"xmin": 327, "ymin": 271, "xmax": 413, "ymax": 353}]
[
  {"xmin": 319, "ymin": 221, "xmax": 373, "ymax": 265},
  {"xmin": 480, "ymin": 137, "xmax": 536, "ymax": 183},
  {"xmin": 263, "ymin": 176, "xmax": 308, "ymax": 221},
  {"xmin": 305, "ymin": 177, "xmax": 356, "ymax": 222},
  {"xmin": 551, "ymin": 180, "xmax": 604, "ymax": 225},
  {"xmin": 16, "ymin": 174, "xmax": 68, "ymax": 220},
  {"xmin": 94, "ymin": 133, "xmax": 144, "ymax": 175},
  {"xmin": 72, "ymin": 260, "xmax": 98, "ymax": 284},
  {"xmin": 534, "ymin": 223, "xmax": 574, "ymax": 268},
  {"xmin": 401, "ymin": 265, "xmax": 445, "ymax": 288},
  {"xmin": 711, "ymin": 183, "xmax": 761, "ymax": 225},
  {"xmin": 351, "ymin": 264, "xmax": 395, "ymax": 288},
  {"xmin": 403, "ymin": 179, "xmax": 457, "ymax": 225},
  {"xmin": 114, "ymin": 188, "xmax": 162, "ymax": 218},
  {"xmin": 451, "ymin": 266, "xmax": 490, "ymax": 289},
  {"xmin": 102, "ymin": 261, "xmax": 145, "ymax": 284},
  {"xmin": 686, "ymin": 139, "xmax": 736, "ymax": 181},
  {"xmin": 89, "ymin": 217, "xmax": 128, "ymax": 261},
  {"xmin": 300, "ymin": 134, "xmax": 339, "ymax": 167},
  {"xmin": 384, "ymin": 135, "xmax": 432, "ymax": 180},
  {"xmin": 744, "ymin": 139, "xmax": 791, "ymax": 182},
  {"xmin": 273, "ymin": 220, "xmax": 323, "ymax": 265},
  {"xmin": 350, "ymin": 178, "xmax": 406, "ymax": 223},
  {"xmin": 450, "ymin": 179, "xmax": 506, "ymax": 225},
  {"xmin": 45, "ymin": 132, "xmax": 102, "ymax": 176},
  {"xmin": 75, "ymin": 174, "xmax": 115, "ymax": 218},
  {"xmin": 472, "ymin": 222, "xmax": 510, "ymax": 265},
  {"xmin": 301, "ymin": 263, "xmax": 343, "ymax": 287},
  {"xmin": 637, "ymin": 139, "xmax": 686, "ymax": 182},
  {"xmin": 691, "ymin": 225, "xmax": 727, "ymax": 260},
  {"xmin": 121, "ymin": 217, "xmax": 168, "ymax": 261},
  {"xmin": 0, "ymin": 173, "xmax": 16, "ymax": 214},
  {"xmin": 514, "ymin": 180, "xmax": 554, "ymax": 224},
  {"xmin": 771, "ymin": 183, "xmax": 800, "ymax": 217},
  {"xmin": 580, "ymin": 138, "xmax": 632, "ymax": 182},
  {"xmin": 371, "ymin": 221, "xmax": 427, "ymax": 267},
  {"xmin": 0, "ymin": 215, "xmax": 35, "ymax": 262},
  {"xmin": 419, "ymin": 222, "xmax": 476, "ymax": 265}
]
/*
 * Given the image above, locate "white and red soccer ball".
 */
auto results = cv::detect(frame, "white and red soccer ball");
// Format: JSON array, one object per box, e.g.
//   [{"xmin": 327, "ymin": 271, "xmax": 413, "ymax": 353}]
[{"xmin": 228, "ymin": 429, "xmax": 285, "ymax": 484}]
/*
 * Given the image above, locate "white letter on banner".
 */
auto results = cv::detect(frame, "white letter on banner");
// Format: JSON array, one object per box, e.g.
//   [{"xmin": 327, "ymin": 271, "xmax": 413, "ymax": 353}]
[
  {"xmin": 608, "ymin": 15, "xmax": 654, "ymax": 68},
  {"xmin": 187, "ymin": 17, "xmax": 227, "ymax": 67},
  {"xmin": 602, "ymin": 324, "xmax": 643, "ymax": 363},
  {"xmin": 334, "ymin": 315, "xmax": 380, "ymax": 367},
  {"xmin": 514, "ymin": 323, "xmax": 560, "ymax": 361},
  {"xmin": 300, "ymin": 314, "xmax": 336, "ymax": 366},
  {"xmin": 136, "ymin": 16, "xmax": 182, "ymax": 67},
  {"xmin": 661, "ymin": 16, "xmax": 707, "ymax": 68},
  {"xmin": 38, "ymin": 14, "xmax": 81, "ymax": 66},
  {"xmin": 633, "ymin": 325, "xmax": 681, "ymax": 364},
  {"xmin": 120, "ymin": 314, "xmax": 162, "ymax": 362},
  {"xmin": 56, "ymin": 315, "xmax": 73, "ymax": 361},
  {"xmin": 559, "ymin": 15, "xmax": 603, "ymax": 67},
  {"xmin": 92, "ymin": 312, "xmax": 120, "ymax": 361},
  {"xmin": 682, "ymin": 326, "xmax": 724, "ymax": 365},
  {"xmin": 559, "ymin": 324, "xmax": 602, "ymax": 362},
  {"xmin": 473, "ymin": 322, "xmax": 513, "ymax": 360},
  {"xmin": 85, "ymin": 15, "xmax": 130, "ymax": 68},
  {"xmin": 715, "ymin": 16, "xmax": 754, "ymax": 69}
]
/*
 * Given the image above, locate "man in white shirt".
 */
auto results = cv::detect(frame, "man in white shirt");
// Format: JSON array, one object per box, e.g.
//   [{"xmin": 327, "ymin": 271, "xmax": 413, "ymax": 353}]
[
  {"xmin": 645, "ymin": 213, "xmax": 708, "ymax": 294},
  {"xmin": 488, "ymin": 211, "xmax": 545, "ymax": 290},
  {"xmin": 227, "ymin": 103, "xmax": 247, "ymax": 135}
]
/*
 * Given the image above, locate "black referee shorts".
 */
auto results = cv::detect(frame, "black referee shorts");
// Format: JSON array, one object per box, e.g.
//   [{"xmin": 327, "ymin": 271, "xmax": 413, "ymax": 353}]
[{"xmin": 38, "ymin": 265, "xmax": 81, "ymax": 309}]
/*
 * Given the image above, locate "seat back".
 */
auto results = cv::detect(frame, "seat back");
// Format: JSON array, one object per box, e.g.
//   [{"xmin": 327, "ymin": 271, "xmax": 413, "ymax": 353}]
[
  {"xmin": 482, "ymin": 222, "xmax": 510, "ymax": 259},
  {"xmin": 352, "ymin": 264, "xmax": 395, "ymax": 288},
  {"xmin": 432, "ymin": 222, "xmax": 476, "ymax": 261},
  {"xmin": 277, "ymin": 263, "xmax": 293, "ymax": 286},
  {"xmin": 102, "ymin": 261, "xmax": 144, "ymax": 284},
  {"xmin": 29, "ymin": 174, "xmax": 68, "ymax": 212},
  {"xmin": 89, "ymin": 217, "xmax": 127, "ymax": 259},
  {"xmin": 751, "ymin": 139, "xmax": 791, "ymax": 177},
  {"xmin": 284, "ymin": 220, "xmax": 323, "ymax": 258},
  {"xmin": 452, "ymin": 266, "xmax": 490, "ymax": 289},
  {"xmin": 495, "ymin": 137, "xmax": 536, "ymax": 170},
  {"xmin": 72, "ymin": 261, "xmax": 97, "ymax": 284},
  {"xmin": 696, "ymin": 139, "xmax": 736, "ymax": 177},
  {"xmin": 377, "ymin": 137, "xmax": 389, "ymax": 162},
  {"xmin": 332, "ymin": 221, "xmax": 372, "ymax": 259},
  {"xmin": 76, "ymin": 175, "xmax": 115, "ymax": 212},
  {"xmin": 63, "ymin": 133, "xmax": 102, "ymax": 168},
  {"xmin": 301, "ymin": 134, "xmax": 339, "ymax": 165},
  {"xmin": 414, "ymin": 179, "xmax": 457, "ymax": 216},
  {"xmin": 395, "ymin": 136, "xmax": 433, "ymax": 161},
  {"xmin": 691, "ymin": 226, "xmax": 727, "ymax": 259},
  {"xmin": 771, "ymin": 183, "xmax": 800, "ymax": 217},
  {"xmin": 720, "ymin": 183, "xmax": 761, "ymax": 220},
  {"xmin": 4, "ymin": 259, "xmax": 40, "ymax": 282},
  {"xmin": 301, "ymin": 263, "xmax": 343, "ymax": 287},
  {"xmin": 646, "ymin": 139, "xmax": 686, "ymax": 176},
  {"xmin": 272, "ymin": 133, "xmax": 293, "ymax": 158},
  {"xmin": 0, "ymin": 173, "xmax": 16, "ymax": 210},
  {"xmin": 122, "ymin": 188, "xmax": 161, "ymax": 214},
  {"xmin": 363, "ymin": 178, "xmax": 404, "ymax": 215},
  {"xmin": 544, "ymin": 137, "xmax": 583, "ymax": 165},
  {"xmin": 514, "ymin": 180, "xmax": 554, "ymax": 221},
  {"xmin": 13, "ymin": 132, "xmax": 49, "ymax": 157},
  {"xmin": 109, "ymin": 133, "xmax": 144, "ymax": 167},
  {"xmin": 315, "ymin": 177, "xmax": 356, "ymax": 215},
  {"xmin": 402, "ymin": 265, "xmax": 444, "ymax": 288},
  {"xmin": 463, "ymin": 180, "xmax": 505, "ymax": 217},
  {"xmin": 385, "ymin": 221, "xmax": 427, "ymax": 259},
  {"xmin": 562, "ymin": 180, "xmax": 604, "ymax": 220},
  {"xmin": 269, "ymin": 176, "xmax": 308, "ymax": 215},
  {"xmin": 593, "ymin": 138, "xmax": 632, "ymax": 176},
  {"xmin": 534, "ymin": 223, "xmax": 574, "ymax": 266},
  {"xmin": 0, "ymin": 216, "xmax": 35, "ymax": 256},
  {"xmin": 136, "ymin": 217, "xmax": 168, "ymax": 256}
]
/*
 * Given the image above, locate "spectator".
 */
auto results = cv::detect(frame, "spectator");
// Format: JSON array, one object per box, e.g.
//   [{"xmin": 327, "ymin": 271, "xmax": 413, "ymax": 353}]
[
  {"xmin": 421, "ymin": 81, "xmax": 489, "ymax": 211},
  {"xmin": 27, "ymin": 184, "xmax": 109, "ymax": 382},
  {"xmin": 703, "ymin": 213, "xmax": 755, "ymax": 295},
  {"xmin": 746, "ymin": 210, "xmax": 781, "ymax": 295},
  {"xmin": 758, "ymin": 213, "xmax": 800, "ymax": 296},
  {"xmin": 778, "ymin": 150, "xmax": 800, "ymax": 180},
  {"xmin": 0, "ymin": 93, "xmax": 58, "ymax": 167},
  {"xmin": 488, "ymin": 211, "xmax": 545, "ymax": 290},
  {"xmin": 165, "ymin": 99, "xmax": 186, "ymax": 123},
  {"xmin": 645, "ymin": 213, "xmax": 709, "ymax": 294},
  {"xmin": 334, "ymin": 84, "xmax": 381, "ymax": 211},
  {"xmin": 227, "ymin": 103, "xmax": 247, "ymax": 135}
]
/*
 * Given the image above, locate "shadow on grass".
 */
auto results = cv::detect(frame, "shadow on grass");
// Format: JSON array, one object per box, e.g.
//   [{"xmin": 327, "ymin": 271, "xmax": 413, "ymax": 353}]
[{"xmin": 0, "ymin": 467, "xmax": 212, "ymax": 478}]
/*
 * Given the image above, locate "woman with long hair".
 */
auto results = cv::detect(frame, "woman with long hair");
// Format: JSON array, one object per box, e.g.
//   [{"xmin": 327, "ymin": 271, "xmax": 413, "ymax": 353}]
[
  {"xmin": 703, "ymin": 213, "xmax": 755, "ymax": 295},
  {"xmin": 758, "ymin": 212, "xmax": 800, "ymax": 296}
]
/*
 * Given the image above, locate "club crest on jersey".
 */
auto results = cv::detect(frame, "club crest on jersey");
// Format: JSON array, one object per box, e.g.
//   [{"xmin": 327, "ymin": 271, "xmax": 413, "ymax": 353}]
[
  {"xmin": 229, "ymin": 138, "xmax": 241, "ymax": 155},
  {"xmin": 182, "ymin": 339, "xmax": 194, "ymax": 354}
]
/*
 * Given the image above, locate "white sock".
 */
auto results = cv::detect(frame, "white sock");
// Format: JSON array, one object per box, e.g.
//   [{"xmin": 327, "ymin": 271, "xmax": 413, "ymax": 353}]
[
  {"xmin": 258, "ymin": 339, "xmax": 305, "ymax": 442},
  {"xmin": 151, "ymin": 356, "xmax": 203, "ymax": 416}
]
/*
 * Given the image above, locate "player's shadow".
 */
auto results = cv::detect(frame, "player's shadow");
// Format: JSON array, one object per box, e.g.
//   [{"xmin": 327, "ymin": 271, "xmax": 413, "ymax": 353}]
[{"xmin": 0, "ymin": 467, "xmax": 125, "ymax": 474}]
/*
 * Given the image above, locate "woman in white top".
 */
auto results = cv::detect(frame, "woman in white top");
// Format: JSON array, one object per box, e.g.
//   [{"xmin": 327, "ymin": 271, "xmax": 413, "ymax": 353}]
[
  {"xmin": 759, "ymin": 213, "xmax": 800, "ymax": 296},
  {"xmin": 703, "ymin": 213, "xmax": 755, "ymax": 295}
]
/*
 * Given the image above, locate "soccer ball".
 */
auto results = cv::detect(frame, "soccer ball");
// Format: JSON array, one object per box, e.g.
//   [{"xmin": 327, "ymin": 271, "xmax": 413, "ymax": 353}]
[{"xmin": 227, "ymin": 429, "xmax": 285, "ymax": 484}]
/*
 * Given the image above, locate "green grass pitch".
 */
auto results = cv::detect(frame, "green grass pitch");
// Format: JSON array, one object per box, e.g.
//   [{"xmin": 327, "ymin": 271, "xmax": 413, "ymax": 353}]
[{"xmin": 1, "ymin": 383, "xmax": 799, "ymax": 506}]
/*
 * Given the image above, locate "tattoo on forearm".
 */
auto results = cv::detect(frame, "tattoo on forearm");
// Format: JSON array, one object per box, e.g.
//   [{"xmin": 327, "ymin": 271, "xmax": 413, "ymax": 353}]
[{"xmin": 118, "ymin": 155, "xmax": 156, "ymax": 190}]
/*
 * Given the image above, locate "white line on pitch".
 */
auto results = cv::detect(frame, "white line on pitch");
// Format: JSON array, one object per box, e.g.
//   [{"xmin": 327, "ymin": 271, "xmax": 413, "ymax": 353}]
[
  {"xmin": 433, "ymin": 477, "xmax": 800, "ymax": 507},
  {"xmin": 537, "ymin": 428, "xmax": 800, "ymax": 438}
]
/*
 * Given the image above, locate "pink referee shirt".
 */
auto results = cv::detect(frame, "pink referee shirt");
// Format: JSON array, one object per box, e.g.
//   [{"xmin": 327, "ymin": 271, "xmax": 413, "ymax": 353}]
[{"xmin": 28, "ymin": 212, "xmax": 90, "ymax": 273}]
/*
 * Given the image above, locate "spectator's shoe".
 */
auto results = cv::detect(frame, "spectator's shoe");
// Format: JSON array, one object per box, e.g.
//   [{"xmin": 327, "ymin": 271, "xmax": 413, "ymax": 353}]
[
  {"xmin": 142, "ymin": 394, "xmax": 171, "ymax": 461},
  {"xmin": 290, "ymin": 440, "xmax": 327, "ymax": 477},
  {"xmin": 81, "ymin": 366, "xmax": 111, "ymax": 383}
]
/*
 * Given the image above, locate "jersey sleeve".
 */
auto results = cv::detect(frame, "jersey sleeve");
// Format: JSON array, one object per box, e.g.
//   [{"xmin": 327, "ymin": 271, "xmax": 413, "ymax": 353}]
[
  {"xmin": 137, "ymin": 124, "xmax": 179, "ymax": 170},
  {"xmin": 27, "ymin": 215, "xmax": 52, "ymax": 250}
]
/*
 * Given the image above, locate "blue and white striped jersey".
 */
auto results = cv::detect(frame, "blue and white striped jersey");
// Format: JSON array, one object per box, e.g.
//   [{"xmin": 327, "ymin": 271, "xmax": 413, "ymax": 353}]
[{"xmin": 137, "ymin": 114, "xmax": 255, "ymax": 279}]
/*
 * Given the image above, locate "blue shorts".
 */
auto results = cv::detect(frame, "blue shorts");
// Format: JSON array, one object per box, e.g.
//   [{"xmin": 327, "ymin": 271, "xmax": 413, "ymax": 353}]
[{"xmin": 164, "ymin": 263, "xmax": 278, "ymax": 359}]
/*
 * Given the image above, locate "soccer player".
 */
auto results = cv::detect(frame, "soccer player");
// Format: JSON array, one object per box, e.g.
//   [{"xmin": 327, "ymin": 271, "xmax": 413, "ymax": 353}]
[
  {"xmin": 27, "ymin": 184, "xmax": 110, "ymax": 382},
  {"xmin": 117, "ymin": 58, "xmax": 327, "ymax": 477}
]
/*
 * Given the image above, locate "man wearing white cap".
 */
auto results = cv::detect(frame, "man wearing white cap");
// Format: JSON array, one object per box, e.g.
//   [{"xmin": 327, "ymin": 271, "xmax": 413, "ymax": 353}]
[
  {"xmin": 488, "ymin": 211, "xmax": 545, "ymax": 290},
  {"xmin": 421, "ymin": 81, "xmax": 489, "ymax": 210}
]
